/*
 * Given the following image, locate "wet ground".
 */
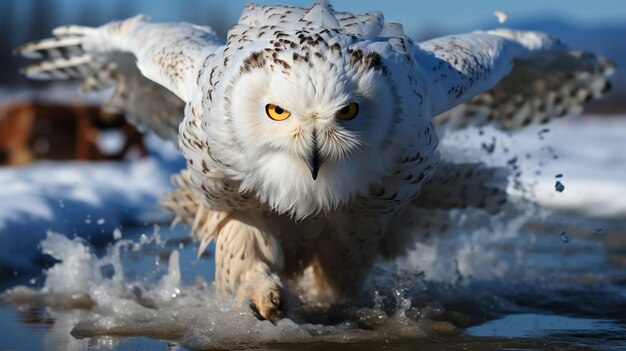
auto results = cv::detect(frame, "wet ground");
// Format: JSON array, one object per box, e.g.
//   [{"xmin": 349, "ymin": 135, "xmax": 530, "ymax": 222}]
[{"xmin": 1, "ymin": 209, "xmax": 625, "ymax": 351}]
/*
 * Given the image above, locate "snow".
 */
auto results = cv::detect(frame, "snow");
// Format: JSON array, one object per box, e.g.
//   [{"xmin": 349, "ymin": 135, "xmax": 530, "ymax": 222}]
[
  {"xmin": 0, "ymin": 134, "xmax": 184, "ymax": 273},
  {"xmin": 439, "ymin": 116, "xmax": 626, "ymax": 219},
  {"xmin": 520, "ymin": 117, "xmax": 626, "ymax": 218}
]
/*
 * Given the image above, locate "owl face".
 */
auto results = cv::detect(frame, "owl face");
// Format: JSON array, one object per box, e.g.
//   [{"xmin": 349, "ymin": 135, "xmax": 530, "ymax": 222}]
[{"xmin": 224, "ymin": 47, "xmax": 400, "ymax": 217}]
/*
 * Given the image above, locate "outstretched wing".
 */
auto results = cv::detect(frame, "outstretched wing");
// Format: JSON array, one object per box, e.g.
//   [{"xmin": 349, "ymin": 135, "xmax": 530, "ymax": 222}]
[
  {"xmin": 416, "ymin": 29, "xmax": 614, "ymax": 130},
  {"xmin": 380, "ymin": 161, "xmax": 510, "ymax": 259},
  {"xmin": 17, "ymin": 16, "xmax": 224, "ymax": 141},
  {"xmin": 412, "ymin": 161, "xmax": 508, "ymax": 214}
]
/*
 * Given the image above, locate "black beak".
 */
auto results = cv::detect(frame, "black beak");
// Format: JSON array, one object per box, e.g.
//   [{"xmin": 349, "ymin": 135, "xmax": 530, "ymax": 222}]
[{"xmin": 308, "ymin": 129, "xmax": 322, "ymax": 180}]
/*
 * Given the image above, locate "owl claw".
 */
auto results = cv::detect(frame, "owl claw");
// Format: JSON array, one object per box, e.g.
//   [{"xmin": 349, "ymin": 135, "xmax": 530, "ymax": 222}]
[
  {"xmin": 258, "ymin": 286, "xmax": 285, "ymax": 324},
  {"xmin": 239, "ymin": 279, "xmax": 286, "ymax": 324},
  {"xmin": 249, "ymin": 302, "xmax": 264, "ymax": 321}
]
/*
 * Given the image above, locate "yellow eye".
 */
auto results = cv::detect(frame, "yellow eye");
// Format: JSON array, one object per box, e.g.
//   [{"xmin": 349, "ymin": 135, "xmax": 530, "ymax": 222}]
[
  {"xmin": 265, "ymin": 104, "xmax": 291, "ymax": 121},
  {"xmin": 335, "ymin": 102, "xmax": 359, "ymax": 120}
]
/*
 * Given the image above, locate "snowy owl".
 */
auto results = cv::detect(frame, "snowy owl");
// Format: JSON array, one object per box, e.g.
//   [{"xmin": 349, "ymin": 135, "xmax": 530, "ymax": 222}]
[{"xmin": 19, "ymin": 1, "xmax": 613, "ymax": 322}]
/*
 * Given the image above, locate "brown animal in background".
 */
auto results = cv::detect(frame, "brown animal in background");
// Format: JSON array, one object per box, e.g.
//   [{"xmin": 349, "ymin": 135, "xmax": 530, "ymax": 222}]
[
  {"xmin": 0, "ymin": 101, "xmax": 147, "ymax": 165},
  {"xmin": 0, "ymin": 102, "xmax": 36, "ymax": 165}
]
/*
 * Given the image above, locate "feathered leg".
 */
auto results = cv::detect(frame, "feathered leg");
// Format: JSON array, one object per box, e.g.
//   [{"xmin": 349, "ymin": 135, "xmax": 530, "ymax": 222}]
[
  {"xmin": 312, "ymin": 215, "xmax": 387, "ymax": 302},
  {"xmin": 214, "ymin": 211, "xmax": 286, "ymax": 323},
  {"xmin": 162, "ymin": 171, "xmax": 288, "ymax": 322}
]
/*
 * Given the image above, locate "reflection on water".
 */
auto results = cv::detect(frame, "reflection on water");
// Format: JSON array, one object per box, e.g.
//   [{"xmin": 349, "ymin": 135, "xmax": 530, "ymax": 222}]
[
  {"xmin": 0, "ymin": 212, "xmax": 625, "ymax": 350},
  {"xmin": 467, "ymin": 313, "xmax": 621, "ymax": 338}
]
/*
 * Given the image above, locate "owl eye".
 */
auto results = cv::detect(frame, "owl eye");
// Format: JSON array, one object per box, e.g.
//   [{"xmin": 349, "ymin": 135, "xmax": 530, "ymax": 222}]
[
  {"xmin": 335, "ymin": 102, "xmax": 359, "ymax": 120},
  {"xmin": 266, "ymin": 104, "xmax": 291, "ymax": 121}
]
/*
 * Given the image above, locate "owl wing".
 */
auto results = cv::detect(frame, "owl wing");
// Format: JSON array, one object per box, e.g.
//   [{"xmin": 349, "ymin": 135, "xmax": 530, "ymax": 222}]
[
  {"xmin": 17, "ymin": 16, "xmax": 224, "ymax": 142},
  {"xmin": 380, "ymin": 161, "xmax": 510, "ymax": 259},
  {"xmin": 415, "ymin": 29, "xmax": 614, "ymax": 130},
  {"xmin": 412, "ymin": 161, "xmax": 508, "ymax": 214}
]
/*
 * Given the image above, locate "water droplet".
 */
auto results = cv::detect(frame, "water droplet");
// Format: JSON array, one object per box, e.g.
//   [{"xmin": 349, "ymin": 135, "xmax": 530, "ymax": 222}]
[
  {"xmin": 555, "ymin": 181, "xmax": 565, "ymax": 192},
  {"xmin": 481, "ymin": 137, "xmax": 496, "ymax": 154},
  {"xmin": 560, "ymin": 231, "xmax": 569, "ymax": 243},
  {"xmin": 494, "ymin": 11, "xmax": 508, "ymax": 23},
  {"xmin": 113, "ymin": 228, "xmax": 122, "ymax": 240},
  {"xmin": 97, "ymin": 218, "xmax": 105, "ymax": 225}
]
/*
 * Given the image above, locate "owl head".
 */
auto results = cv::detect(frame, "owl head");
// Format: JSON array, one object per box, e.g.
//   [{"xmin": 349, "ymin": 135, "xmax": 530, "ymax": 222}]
[{"xmin": 202, "ymin": 5, "xmax": 418, "ymax": 218}]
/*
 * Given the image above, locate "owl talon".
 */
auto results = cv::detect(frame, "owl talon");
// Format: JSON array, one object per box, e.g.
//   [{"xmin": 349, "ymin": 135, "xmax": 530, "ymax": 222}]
[
  {"xmin": 259, "ymin": 286, "xmax": 285, "ymax": 324},
  {"xmin": 250, "ymin": 302, "xmax": 264, "ymax": 321},
  {"xmin": 239, "ymin": 279, "xmax": 286, "ymax": 324}
]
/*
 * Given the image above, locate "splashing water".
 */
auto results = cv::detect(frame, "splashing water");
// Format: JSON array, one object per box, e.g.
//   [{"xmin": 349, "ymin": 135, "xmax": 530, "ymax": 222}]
[
  {"xmin": 3, "ymin": 228, "xmax": 472, "ymax": 349},
  {"xmin": 4, "ymin": 202, "xmax": 622, "ymax": 350},
  {"xmin": 555, "ymin": 181, "xmax": 565, "ymax": 192}
]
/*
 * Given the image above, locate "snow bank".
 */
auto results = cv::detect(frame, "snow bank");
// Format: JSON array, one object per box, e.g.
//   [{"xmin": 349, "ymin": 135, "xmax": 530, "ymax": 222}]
[
  {"xmin": 440, "ymin": 116, "xmax": 626, "ymax": 219},
  {"xmin": 520, "ymin": 117, "xmax": 626, "ymax": 218},
  {"xmin": 0, "ymin": 134, "xmax": 184, "ymax": 273}
]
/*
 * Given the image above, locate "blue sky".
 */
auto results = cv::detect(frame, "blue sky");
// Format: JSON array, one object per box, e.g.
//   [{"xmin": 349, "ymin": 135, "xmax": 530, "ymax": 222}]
[
  {"xmin": 250, "ymin": 0, "xmax": 626, "ymax": 33},
  {"xmin": 7, "ymin": 0, "xmax": 626, "ymax": 38}
]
